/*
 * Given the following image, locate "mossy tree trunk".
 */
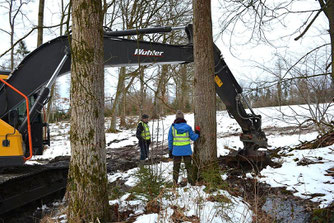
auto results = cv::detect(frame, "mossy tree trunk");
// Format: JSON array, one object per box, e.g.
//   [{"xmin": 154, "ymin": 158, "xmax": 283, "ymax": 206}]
[
  {"xmin": 67, "ymin": 0, "xmax": 109, "ymax": 222},
  {"xmin": 192, "ymin": 0, "xmax": 217, "ymax": 181}
]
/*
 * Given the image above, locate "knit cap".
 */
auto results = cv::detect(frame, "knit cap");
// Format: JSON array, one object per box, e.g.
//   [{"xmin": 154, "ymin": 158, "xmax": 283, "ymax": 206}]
[
  {"xmin": 142, "ymin": 114, "xmax": 149, "ymax": 119},
  {"xmin": 175, "ymin": 110, "xmax": 184, "ymax": 119}
]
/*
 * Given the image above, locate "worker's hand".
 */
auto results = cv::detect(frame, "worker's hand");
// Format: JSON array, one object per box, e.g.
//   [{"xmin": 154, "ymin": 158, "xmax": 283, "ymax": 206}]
[
  {"xmin": 169, "ymin": 150, "xmax": 173, "ymax": 158},
  {"xmin": 195, "ymin": 125, "xmax": 200, "ymax": 137}
]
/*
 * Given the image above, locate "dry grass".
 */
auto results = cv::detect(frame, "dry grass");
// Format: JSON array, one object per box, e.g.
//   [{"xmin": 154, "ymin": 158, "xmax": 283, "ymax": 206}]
[{"xmin": 295, "ymin": 130, "xmax": 334, "ymax": 150}]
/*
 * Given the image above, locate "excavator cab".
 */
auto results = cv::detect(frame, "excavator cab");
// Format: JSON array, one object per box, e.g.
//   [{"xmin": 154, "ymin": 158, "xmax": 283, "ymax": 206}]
[
  {"xmin": 0, "ymin": 92, "xmax": 49, "ymax": 166},
  {"xmin": 1, "ymin": 68, "xmax": 50, "ymax": 167}
]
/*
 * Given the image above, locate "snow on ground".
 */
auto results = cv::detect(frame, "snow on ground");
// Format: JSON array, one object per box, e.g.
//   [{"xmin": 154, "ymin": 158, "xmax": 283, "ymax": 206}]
[
  {"xmin": 259, "ymin": 145, "xmax": 334, "ymax": 207},
  {"xmin": 27, "ymin": 104, "xmax": 334, "ymax": 221},
  {"xmin": 108, "ymin": 162, "xmax": 252, "ymax": 223}
]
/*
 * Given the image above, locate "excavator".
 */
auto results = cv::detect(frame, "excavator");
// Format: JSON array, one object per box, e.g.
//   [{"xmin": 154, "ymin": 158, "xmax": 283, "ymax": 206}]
[
  {"xmin": 0, "ymin": 24, "xmax": 267, "ymax": 168},
  {"xmin": 0, "ymin": 24, "xmax": 268, "ymax": 214}
]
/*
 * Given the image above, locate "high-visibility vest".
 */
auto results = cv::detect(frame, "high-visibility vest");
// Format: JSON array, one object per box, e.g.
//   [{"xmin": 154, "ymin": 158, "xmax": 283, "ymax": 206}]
[
  {"xmin": 172, "ymin": 126, "xmax": 190, "ymax": 146},
  {"xmin": 139, "ymin": 121, "xmax": 151, "ymax": 140}
]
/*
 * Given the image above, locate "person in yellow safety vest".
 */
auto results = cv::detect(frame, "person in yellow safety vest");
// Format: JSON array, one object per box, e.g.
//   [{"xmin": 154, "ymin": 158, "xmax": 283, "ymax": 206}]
[
  {"xmin": 168, "ymin": 110, "xmax": 200, "ymax": 185},
  {"xmin": 136, "ymin": 114, "xmax": 151, "ymax": 161}
]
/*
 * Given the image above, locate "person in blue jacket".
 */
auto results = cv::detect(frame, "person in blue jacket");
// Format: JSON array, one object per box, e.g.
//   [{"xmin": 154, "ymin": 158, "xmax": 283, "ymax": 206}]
[{"xmin": 168, "ymin": 110, "xmax": 200, "ymax": 185}]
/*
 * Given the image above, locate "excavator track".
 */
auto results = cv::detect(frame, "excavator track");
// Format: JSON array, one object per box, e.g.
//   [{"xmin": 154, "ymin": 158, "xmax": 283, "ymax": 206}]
[{"xmin": 0, "ymin": 162, "xmax": 68, "ymax": 216}]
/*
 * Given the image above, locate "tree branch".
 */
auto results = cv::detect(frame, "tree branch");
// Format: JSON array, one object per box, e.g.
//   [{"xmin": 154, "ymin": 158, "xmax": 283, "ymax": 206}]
[
  {"xmin": 283, "ymin": 43, "xmax": 330, "ymax": 79},
  {"xmin": 0, "ymin": 23, "xmax": 67, "ymax": 59},
  {"xmin": 294, "ymin": 8, "xmax": 323, "ymax": 41}
]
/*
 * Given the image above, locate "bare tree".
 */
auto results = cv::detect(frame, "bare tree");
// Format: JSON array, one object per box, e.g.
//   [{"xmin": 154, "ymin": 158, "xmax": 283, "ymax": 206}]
[
  {"xmin": 152, "ymin": 65, "xmax": 170, "ymax": 118},
  {"xmin": 276, "ymin": 53, "xmax": 333, "ymax": 134},
  {"xmin": 67, "ymin": 0, "xmax": 109, "ymax": 221},
  {"xmin": 247, "ymin": 50, "xmax": 333, "ymax": 133},
  {"xmin": 218, "ymin": 0, "xmax": 333, "ymax": 83},
  {"xmin": 219, "ymin": 0, "xmax": 333, "ymax": 135},
  {"xmin": 0, "ymin": 0, "xmax": 33, "ymax": 70},
  {"xmin": 192, "ymin": 0, "xmax": 217, "ymax": 181},
  {"xmin": 146, "ymin": 0, "xmax": 193, "ymax": 117},
  {"xmin": 108, "ymin": 67, "xmax": 127, "ymax": 131},
  {"xmin": 105, "ymin": 0, "xmax": 169, "ymax": 130},
  {"xmin": 107, "ymin": 67, "xmax": 139, "ymax": 131}
]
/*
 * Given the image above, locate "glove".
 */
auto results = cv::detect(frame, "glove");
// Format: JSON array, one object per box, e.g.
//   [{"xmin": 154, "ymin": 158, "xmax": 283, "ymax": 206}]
[
  {"xmin": 195, "ymin": 125, "xmax": 200, "ymax": 137},
  {"xmin": 169, "ymin": 150, "xmax": 173, "ymax": 158}
]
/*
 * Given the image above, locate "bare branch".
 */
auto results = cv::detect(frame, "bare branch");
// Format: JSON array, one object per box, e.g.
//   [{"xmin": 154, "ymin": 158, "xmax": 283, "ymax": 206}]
[
  {"xmin": 282, "ymin": 43, "xmax": 330, "ymax": 79},
  {"xmin": 0, "ymin": 23, "xmax": 67, "ymax": 59},
  {"xmin": 294, "ymin": 8, "xmax": 323, "ymax": 41}
]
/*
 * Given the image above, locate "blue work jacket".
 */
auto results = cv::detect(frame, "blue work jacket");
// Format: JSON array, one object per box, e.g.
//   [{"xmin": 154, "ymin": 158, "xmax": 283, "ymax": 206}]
[{"xmin": 168, "ymin": 122, "xmax": 199, "ymax": 156}]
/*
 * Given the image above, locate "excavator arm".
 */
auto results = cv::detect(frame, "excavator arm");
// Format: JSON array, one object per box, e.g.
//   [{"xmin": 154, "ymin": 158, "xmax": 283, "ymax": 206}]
[{"xmin": 0, "ymin": 24, "xmax": 267, "ymax": 167}]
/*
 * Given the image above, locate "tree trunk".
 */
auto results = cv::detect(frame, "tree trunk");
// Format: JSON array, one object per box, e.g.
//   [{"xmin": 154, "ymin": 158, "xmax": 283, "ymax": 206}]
[
  {"xmin": 192, "ymin": 0, "xmax": 217, "ymax": 181},
  {"xmin": 318, "ymin": 0, "xmax": 334, "ymax": 84},
  {"xmin": 327, "ymin": 1, "xmax": 334, "ymax": 83},
  {"xmin": 67, "ymin": 0, "xmax": 109, "ymax": 222},
  {"xmin": 109, "ymin": 67, "xmax": 126, "ymax": 131},
  {"xmin": 139, "ymin": 68, "xmax": 145, "ymax": 115},
  {"xmin": 10, "ymin": 23, "xmax": 14, "ymax": 70},
  {"xmin": 277, "ymin": 80, "xmax": 282, "ymax": 106},
  {"xmin": 180, "ymin": 64, "xmax": 189, "ymax": 112},
  {"xmin": 119, "ymin": 69, "xmax": 126, "ymax": 127},
  {"xmin": 46, "ymin": 85, "xmax": 55, "ymax": 122},
  {"xmin": 119, "ymin": 94, "xmax": 126, "ymax": 127},
  {"xmin": 37, "ymin": 0, "xmax": 45, "ymax": 47},
  {"xmin": 153, "ymin": 65, "xmax": 169, "ymax": 118},
  {"xmin": 160, "ymin": 66, "xmax": 169, "ymax": 115}
]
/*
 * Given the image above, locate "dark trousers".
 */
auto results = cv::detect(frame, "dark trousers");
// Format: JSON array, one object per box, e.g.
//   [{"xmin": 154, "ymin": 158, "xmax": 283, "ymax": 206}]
[
  {"xmin": 173, "ymin": 156, "xmax": 193, "ymax": 184},
  {"xmin": 139, "ymin": 140, "xmax": 150, "ymax": 160}
]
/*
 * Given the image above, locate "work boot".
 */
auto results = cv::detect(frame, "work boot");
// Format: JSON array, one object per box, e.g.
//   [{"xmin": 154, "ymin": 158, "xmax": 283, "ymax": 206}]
[{"xmin": 179, "ymin": 178, "xmax": 187, "ymax": 187}]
